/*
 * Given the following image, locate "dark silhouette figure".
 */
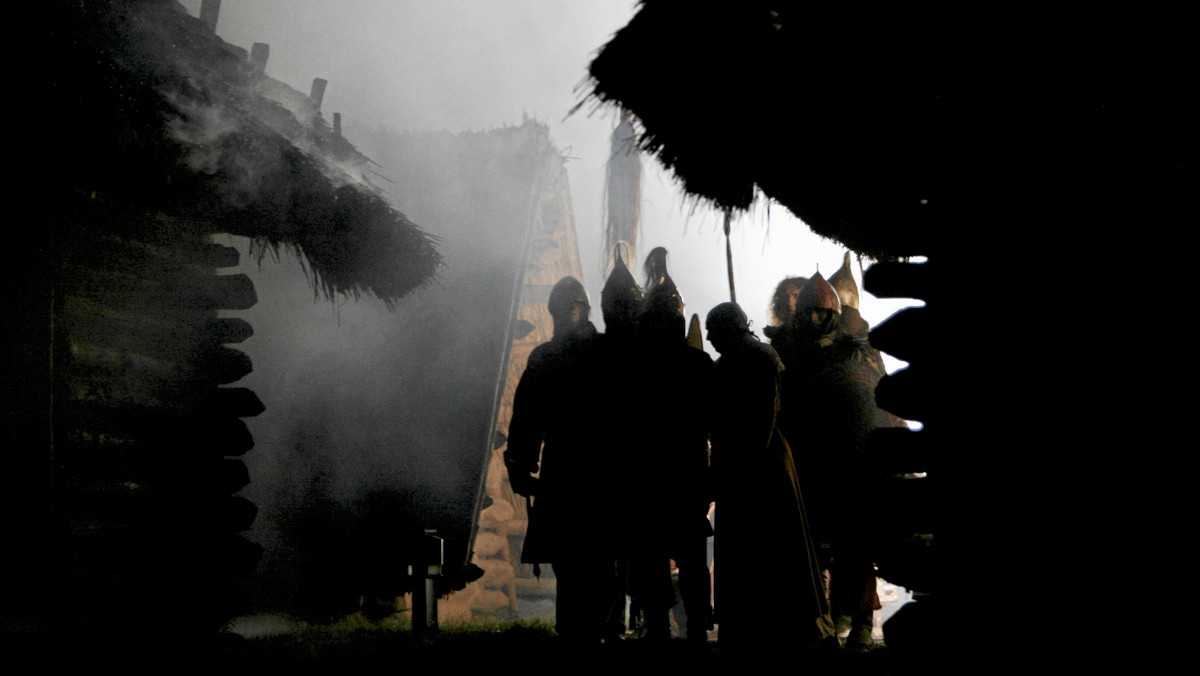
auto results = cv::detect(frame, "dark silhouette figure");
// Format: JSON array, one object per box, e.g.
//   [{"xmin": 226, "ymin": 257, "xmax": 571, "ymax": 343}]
[
  {"xmin": 505, "ymin": 276, "xmax": 612, "ymax": 644},
  {"xmin": 778, "ymin": 270, "xmax": 905, "ymax": 650},
  {"xmin": 705, "ymin": 302, "xmax": 833, "ymax": 651},
  {"xmin": 626, "ymin": 248, "xmax": 714, "ymax": 643},
  {"xmin": 593, "ymin": 245, "xmax": 646, "ymax": 639}
]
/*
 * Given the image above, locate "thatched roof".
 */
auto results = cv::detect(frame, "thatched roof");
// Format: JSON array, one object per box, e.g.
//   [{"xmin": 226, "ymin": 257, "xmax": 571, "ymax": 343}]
[
  {"xmin": 40, "ymin": 0, "xmax": 440, "ymax": 304},
  {"xmin": 584, "ymin": 2, "xmax": 1188, "ymax": 260}
]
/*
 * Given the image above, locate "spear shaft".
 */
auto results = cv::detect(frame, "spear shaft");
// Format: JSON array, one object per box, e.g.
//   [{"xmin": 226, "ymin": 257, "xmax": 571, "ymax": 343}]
[{"xmin": 724, "ymin": 209, "xmax": 737, "ymax": 303}]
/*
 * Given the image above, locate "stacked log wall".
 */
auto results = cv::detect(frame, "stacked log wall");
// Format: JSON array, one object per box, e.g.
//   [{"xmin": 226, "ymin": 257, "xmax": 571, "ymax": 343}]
[
  {"xmin": 446, "ymin": 144, "xmax": 584, "ymax": 621},
  {"xmin": 48, "ymin": 210, "xmax": 264, "ymax": 648}
]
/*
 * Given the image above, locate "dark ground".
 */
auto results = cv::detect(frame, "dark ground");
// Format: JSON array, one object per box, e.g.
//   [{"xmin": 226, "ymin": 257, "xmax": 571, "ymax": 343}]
[
  {"xmin": 5, "ymin": 614, "xmax": 931, "ymax": 673},
  {"xmin": 206, "ymin": 619, "xmax": 904, "ymax": 673}
]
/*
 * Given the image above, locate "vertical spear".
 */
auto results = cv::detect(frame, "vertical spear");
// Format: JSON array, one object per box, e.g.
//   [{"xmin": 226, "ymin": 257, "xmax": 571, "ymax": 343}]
[
  {"xmin": 724, "ymin": 208, "xmax": 737, "ymax": 303},
  {"xmin": 604, "ymin": 109, "xmax": 642, "ymax": 277}
]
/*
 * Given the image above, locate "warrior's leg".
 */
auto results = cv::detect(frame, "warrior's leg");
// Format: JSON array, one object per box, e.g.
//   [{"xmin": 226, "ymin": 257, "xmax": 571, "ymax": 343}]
[
  {"xmin": 675, "ymin": 537, "xmax": 713, "ymax": 642},
  {"xmin": 829, "ymin": 542, "xmax": 880, "ymax": 649},
  {"xmin": 627, "ymin": 555, "xmax": 672, "ymax": 641}
]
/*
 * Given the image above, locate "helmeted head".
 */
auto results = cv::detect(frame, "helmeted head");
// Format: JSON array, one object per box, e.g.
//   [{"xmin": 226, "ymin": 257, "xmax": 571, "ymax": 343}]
[
  {"xmin": 640, "ymin": 278, "xmax": 685, "ymax": 341},
  {"xmin": 792, "ymin": 270, "xmax": 841, "ymax": 340},
  {"xmin": 705, "ymin": 302, "xmax": 749, "ymax": 355},
  {"xmin": 640, "ymin": 247, "xmax": 684, "ymax": 342},
  {"xmin": 601, "ymin": 245, "xmax": 643, "ymax": 336},
  {"xmin": 548, "ymin": 276, "xmax": 590, "ymax": 338}
]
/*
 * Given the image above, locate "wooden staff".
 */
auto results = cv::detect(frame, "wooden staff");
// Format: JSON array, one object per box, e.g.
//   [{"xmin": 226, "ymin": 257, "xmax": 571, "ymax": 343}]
[{"xmin": 724, "ymin": 209, "xmax": 737, "ymax": 302}]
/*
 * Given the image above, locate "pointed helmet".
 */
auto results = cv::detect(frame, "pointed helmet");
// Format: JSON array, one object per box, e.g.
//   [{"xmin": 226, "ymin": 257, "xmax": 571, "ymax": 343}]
[
  {"xmin": 826, "ymin": 251, "xmax": 860, "ymax": 310},
  {"xmin": 794, "ymin": 271, "xmax": 841, "ymax": 315},
  {"xmin": 601, "ymin": 244, "xmax": 643, "ymax": 329}
]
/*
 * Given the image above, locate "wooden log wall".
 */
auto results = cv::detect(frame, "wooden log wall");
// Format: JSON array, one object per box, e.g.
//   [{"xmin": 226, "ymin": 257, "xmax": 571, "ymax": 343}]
[
  {"xmin": 863, "ymin": 260, "xmax": 936, "ymax": 592},
  {"xmin": 51, "ymin": 211, "xmax": 264, "ymax": 648},
  {"xmin": 859, "ymin": 260, "xmax": 938, "ymax": 657}
]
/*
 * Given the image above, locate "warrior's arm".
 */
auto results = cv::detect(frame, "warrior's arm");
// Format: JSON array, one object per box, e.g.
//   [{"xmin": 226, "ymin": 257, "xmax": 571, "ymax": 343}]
[{"xmin": 504, "ymin": 353, "xmax": 548, "ymax": 494}]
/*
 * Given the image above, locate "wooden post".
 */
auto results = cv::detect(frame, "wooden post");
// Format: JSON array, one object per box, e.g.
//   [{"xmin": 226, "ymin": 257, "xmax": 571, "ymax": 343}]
[
  {"xmin": 199, "ymin": 0, "xmax": 221, "ymax": 32},
  {"xmin": 249, "ymin": 43, "xmax": 269, "ymax": 72},
  {"xmin": 310, "ymin": 78, "xmax": 327, "ymax": 110}
]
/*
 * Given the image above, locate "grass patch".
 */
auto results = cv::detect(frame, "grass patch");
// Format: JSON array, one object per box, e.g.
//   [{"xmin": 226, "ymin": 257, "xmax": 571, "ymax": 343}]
[{"xmin": 222, "ymin": 613, "xmax": 558, "ymax": 665}]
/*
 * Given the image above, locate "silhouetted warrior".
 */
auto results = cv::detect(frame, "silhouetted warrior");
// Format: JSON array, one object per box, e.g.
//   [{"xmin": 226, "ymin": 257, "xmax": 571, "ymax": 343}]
[
  {"xmin": 705, "ymin": 302, "xmax": 833, "ymax": 651},
  {"xmin": 595, "ymin": 245, "xmax": 643, "ymax": 639},
  {"xmin": 779, "ymin": 268, "xmax": 904, "ymax": 650},
  {"xmin": 505, "ymin": 276, "xmax": 612, "ymax": 644},
  {"xmin": 628, "ymin": 247, "xmax": 714, "ymax": 643}
]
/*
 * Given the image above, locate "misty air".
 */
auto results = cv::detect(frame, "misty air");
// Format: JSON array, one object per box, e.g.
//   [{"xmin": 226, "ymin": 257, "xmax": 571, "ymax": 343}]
[{"xmin": 10, "ymin": 0, "xmax": 1185, "ymax": 671}]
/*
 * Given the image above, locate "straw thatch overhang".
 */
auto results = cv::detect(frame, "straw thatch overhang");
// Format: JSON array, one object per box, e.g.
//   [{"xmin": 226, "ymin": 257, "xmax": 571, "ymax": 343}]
[
  {"xmin": 46, "ymin": 0, "xmax": 440, "ymax": 303},
  {"xmin": 584, "ymin": 3, "xmax": 958, "ymax": 259},
  {"xmin": 583, "ymin": 2, "xmax": 1187, "ymax": 261}
]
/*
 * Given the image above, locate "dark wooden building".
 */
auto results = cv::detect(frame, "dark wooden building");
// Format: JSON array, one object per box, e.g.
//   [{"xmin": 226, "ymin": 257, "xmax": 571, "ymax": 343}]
[{"xmin": 8, "ymin": 0, "xmax": 439, "ymax": 652}]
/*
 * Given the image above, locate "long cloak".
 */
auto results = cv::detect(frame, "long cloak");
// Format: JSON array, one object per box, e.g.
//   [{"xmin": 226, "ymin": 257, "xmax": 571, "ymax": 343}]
[
  {"xmin": 711, "ymin": 338, "xmax": 833, "ymax": 648},
  {"xmin": 506, "ymin": 322, "xmax": 607, "ymax": 564}
]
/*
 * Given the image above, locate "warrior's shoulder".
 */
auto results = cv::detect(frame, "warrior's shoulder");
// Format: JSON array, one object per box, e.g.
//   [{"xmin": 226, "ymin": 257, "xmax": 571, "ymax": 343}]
[
  {"xmin": 525, "ymin": 341, "xmax": 558, "ymax": 371},
  {"xmin": 741, "ymin": 339, "xmax": 784, "ymax": 371},
  {"xmin": 529, "ymin": 340, "xmax": 555, "ymax": 359},
  {"xmin": 747, "ymin": 338, "xmax": 781, "ymax": 359},
  {"xmin": 685, "ymin": 344, "xmax": 715, "ymax": 369}
]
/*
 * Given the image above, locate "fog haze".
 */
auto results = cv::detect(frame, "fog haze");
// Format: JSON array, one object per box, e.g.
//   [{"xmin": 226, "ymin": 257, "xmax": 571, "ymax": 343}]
[{"xmin": 183, "ymin": 0, "xmax": 915, "ymax": 341}]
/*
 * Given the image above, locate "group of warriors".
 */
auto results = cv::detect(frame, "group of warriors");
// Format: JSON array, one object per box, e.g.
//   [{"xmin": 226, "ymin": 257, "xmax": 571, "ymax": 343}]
[{"xmin": 504, "ymin": 247, "xmax": 905, "ymax": 652}]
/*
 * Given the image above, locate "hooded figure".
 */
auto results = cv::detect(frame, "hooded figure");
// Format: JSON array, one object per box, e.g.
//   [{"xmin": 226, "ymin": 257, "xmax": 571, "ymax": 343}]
[
  {"xmin": 504, "ymin": 276, "xmax": 610, "ymax": 643},
  {"xmin": 705, "ymin": 302, "xmax": 834, "ymax": 650},
  {"xmin": 778, "ymin": 267, "xmax": 906, "ymax": 650},
  {"xmin": 626, "ymin": 247, "xmax": 715, "ymax": 643}
]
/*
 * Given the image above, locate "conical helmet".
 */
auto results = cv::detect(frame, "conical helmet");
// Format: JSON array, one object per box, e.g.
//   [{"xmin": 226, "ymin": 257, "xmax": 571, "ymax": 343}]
[
  {"xmin": 794, "ymin": 270, "xmax": 841, "ymax": 315},
  {"xmin": 826, "ymin": 251, "xmax": 860, "ymax": 310},
  {"xmin": 601, "ymin": 244, "xmax": 643, "ymax": 330}
]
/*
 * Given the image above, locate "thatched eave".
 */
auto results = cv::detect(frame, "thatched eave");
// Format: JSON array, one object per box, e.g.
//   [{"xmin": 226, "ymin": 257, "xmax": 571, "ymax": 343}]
[
  {"xmin": 585, "ymin": 3, "xmax": 1188, "ymax": 261},
  {"xmin": 584, "ymin": 2, "xmax": 961, "ymax": 260},
  {"xmin": 40, "ymin": 0, "xmax": 440, "ymax": 303}
]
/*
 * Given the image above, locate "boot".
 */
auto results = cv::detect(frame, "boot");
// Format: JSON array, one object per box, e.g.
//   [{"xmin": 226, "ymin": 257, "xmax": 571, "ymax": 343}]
[
  {"xmin": 844, "ymin": 614, "xmax": 876, "ymax": 652},
  {"xmin": 834, "ymin": 614, "xmax": 853, "ymax": 646}
]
